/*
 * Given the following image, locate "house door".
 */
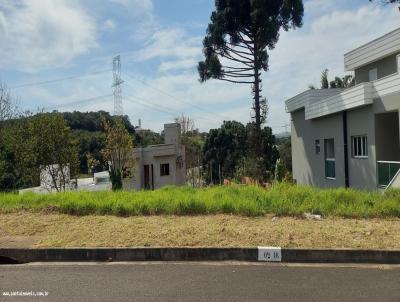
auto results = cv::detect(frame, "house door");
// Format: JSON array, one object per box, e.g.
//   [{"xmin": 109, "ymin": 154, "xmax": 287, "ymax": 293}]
[
  {"xmin": 151, "ymin": 164, "xmax": 154, "ymax": 190},
  {"xmin": 144, "ymin": 165, "xmax": 150, "ymax": 190}
]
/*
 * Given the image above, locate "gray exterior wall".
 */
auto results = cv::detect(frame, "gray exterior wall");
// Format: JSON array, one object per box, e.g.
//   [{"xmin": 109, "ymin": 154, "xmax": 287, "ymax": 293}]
[
  {"xmin": 375, "ymin": 112, "xmax": 400, "ymax": 161},
  {"xmin": 355, "ymin": 53, "xmax": 399, "ymax": 84},
  {"xmin": 346, "ymin": 106, "xmax": 376, "ymax": 189},
  {"xmin": 291, "ymin": 109, "xmax": 345, "ymax": 188}
]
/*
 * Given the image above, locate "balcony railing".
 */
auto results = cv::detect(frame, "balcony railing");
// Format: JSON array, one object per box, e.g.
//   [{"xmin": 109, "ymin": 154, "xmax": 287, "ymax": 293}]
[{"xmin": 377, "ymin": 161, "xmax": 400, "ymax": 187}]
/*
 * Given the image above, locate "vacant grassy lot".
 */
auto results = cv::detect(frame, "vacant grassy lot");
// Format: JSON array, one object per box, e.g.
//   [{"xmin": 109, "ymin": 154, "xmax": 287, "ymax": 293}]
[
  {"xmin": 1, "ymin": 213, "xmax": 399, "ymax": 248},
  {"xmin": 1, "ymin": 183, "xmax": 400, "ymax": 218}
]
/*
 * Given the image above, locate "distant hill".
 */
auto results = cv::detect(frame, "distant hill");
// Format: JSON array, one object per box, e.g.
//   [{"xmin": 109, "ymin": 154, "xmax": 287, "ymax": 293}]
[
  {"xmin": 275, "ymin": 131, "xmax": 291, "ymax": 139},
  {"xmin": 61, "ymin": 111, "xmax": 162, "ymax": 174}
]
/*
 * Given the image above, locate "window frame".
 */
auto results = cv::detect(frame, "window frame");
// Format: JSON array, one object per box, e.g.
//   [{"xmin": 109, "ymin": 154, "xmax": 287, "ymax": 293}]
[
  {"xmin": 324, "ymin": 138, "xmax": 336, "ymax": 180},
  {"xmin": 368, "ymin": 68, "xmax": 378, "ymax": 81},
  {"xmin": 160, "ymin": 163, "xmax": 170, "ymax": 176},
  {"xmin": 351, "ymin": 135, "xmax": 368, "ymax": 159},
  {"xmin": 315, "ymin": 139, "xmax": 321, "ymax": 155},
  {"xmin": 397, "ymin": 54, "xmax": 400, "ymax": 72}
]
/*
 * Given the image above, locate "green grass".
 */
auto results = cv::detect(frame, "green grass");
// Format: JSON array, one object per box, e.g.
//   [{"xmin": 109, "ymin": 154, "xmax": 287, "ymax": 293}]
[{"xmin": 0, "ymin": 183, "xmax": 399, "ymax": 218}]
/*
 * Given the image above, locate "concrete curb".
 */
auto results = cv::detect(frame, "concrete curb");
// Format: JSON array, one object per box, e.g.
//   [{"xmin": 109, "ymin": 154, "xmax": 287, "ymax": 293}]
[{"xmin": 1, "ymin": 248, "xmax": 400, "ymax": 264}]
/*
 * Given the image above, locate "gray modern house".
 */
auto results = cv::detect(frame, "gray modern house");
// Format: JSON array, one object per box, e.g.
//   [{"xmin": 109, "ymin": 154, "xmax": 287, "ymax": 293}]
[
  {"xmin": 286, "ymin": 28, "xmax": 400, "ymax": 190},
  {"xmin": 126, "ymin": 123, "xmax": 186, "ymax": 190}
]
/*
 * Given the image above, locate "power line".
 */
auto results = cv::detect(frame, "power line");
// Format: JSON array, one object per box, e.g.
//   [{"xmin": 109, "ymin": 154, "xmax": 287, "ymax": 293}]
[
  {"xmin": 124, "ymin": 94, "xmax": 220, "ymax": 124},
  {"xmin": 9, "ymin": 69, "xmax": 111, "ymax": 89},
  {"xmin": 125, "ymin": 95, "xmax": 178, "ymax": 118},
  {"xmin": 123, "ymin": 73, "xmax": 232, "ymax": 121},
  {"xmin": 123, "ymin": 80, "xmax": 219, "ymax": 124},
  {"xmin": 42, "ymin": 94, "xmax": 113, "ymax": 111}
]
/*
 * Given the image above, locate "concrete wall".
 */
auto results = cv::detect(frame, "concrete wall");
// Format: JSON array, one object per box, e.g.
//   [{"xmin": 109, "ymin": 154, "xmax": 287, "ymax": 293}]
[
  {"xmin": 355, "ymin": 53, "xmax": 399, "ymax": 84},
  {"xmin": 129, "ymin": 150, "xmax": 179, "ymax": 190},
  {"xmin": 375, "ymin": 112, "xmax": 400, "ymax": 161},
  {"xmin": 346, "ymin": 106, "xmax": 376, "ymax": 189},
  {"xmin": 127, "ymin": 123, "xmax": 186, "ymax": 191},
  {"xmin": 153, "ymin": 156, "xmax": 176, "ymax": 189},
  {"xmin": 40, "ymin": 164, "xmax": 71, "ymax": 191},
  {"xmin": 291, "ymin": 109, "xmax": 345, "ymax": 188},
  {"xmin": 164, "ymin": 123, "xmax": 181, "ymax": 146}
]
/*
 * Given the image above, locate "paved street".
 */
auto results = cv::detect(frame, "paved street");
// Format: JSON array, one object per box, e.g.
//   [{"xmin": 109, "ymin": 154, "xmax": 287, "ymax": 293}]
[{"xmin": 0, "ymin": 262, "xmax": 399, "ymax": 302}]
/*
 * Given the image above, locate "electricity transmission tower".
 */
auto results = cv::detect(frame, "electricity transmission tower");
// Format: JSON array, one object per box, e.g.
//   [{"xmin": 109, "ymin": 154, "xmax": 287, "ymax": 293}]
[{"xmin": 112, "ymin": 55, "xmax": 124, "ymax": 116}]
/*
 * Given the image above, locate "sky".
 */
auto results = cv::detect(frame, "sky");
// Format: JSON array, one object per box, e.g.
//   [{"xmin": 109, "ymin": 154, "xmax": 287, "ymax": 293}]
[{"xmin": 0, "ymin": 0, "xmax": 399, "ymax": 133}]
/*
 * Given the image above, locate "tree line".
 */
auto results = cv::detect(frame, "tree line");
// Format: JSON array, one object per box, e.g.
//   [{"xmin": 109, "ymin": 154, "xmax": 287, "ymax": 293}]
[
  {"xmin": 175, "ymin": 115, "xmax": 291, "ymax": 187},
  {"xmin": 0, "ymin": 88, "xmax": 291, "ymax": 192}
]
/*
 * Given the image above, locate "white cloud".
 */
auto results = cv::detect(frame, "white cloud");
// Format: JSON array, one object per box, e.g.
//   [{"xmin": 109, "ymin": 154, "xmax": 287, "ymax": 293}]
[
  {"xmin": 304, "ymin": 0, "xmax": 338, "ymax": 16},
  {"xmin": 159, "ymin": 58, "xmax": 199, "ymax": 72},
  {"xmin": 116, "ymin": 2, "xmax": 400, "ymax": 132},
  {"xmin": 134, "ymin": 28, "xmax": 202, "ymax": 62},
  {"xmin": 9, "ymin": 0, "xmax": 400, "ymax": 134},
  {"xmin": 0, "ymin": 0, "xmax": 97, "ymax": 71},
  {"xmin": 121, "ymin": 71, "xmax": 253, "ymax": 131},
  {"xmin": 0, "ymin": 11, "xmax": 6, "ymax": 35},
  {"xmin": 102, "ymin": 19, "xmax": 116, "ymax": 32},
  {"xmin": 262, "ymin": 2, "xmax": 400, "ymax": 131},
  {"xmin": 109, "ymin": 0, "xmax": 153, "ymax": 15},
  {"xmin": 109, "ymin": 0, "xmax": 155, "ymax": 40}
]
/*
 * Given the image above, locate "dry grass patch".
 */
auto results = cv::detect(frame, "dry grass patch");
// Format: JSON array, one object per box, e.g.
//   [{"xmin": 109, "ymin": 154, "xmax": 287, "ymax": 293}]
[{"xmin": 0, "ymin": 213, "xmax": 399, "ymax": 249}]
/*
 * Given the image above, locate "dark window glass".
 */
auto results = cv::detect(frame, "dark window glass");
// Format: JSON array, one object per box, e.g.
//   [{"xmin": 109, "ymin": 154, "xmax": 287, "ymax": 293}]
[
  {"xmin": 315, "ymin": 140, "xmax": 321, "ymax": 154},
  {"xmin": 324, "ymin": 139, "xmax": 335, "ymax": 159},
  {"xmin": 324, "ymin": 139, "xmax": 335, "ymax": 179},
  {"xmin": 160, "ymin": 163, "xmax": 170, "ymax": 176},
  {"xmin": 352, "ymin": 136, "xmax": 368, "ymax": 158}
]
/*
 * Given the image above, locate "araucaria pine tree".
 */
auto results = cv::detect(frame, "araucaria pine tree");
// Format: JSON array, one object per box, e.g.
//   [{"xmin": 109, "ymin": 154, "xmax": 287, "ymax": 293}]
[{"xmin": 198, "ymin": 0, "xmax": 304, "ymax": 155}]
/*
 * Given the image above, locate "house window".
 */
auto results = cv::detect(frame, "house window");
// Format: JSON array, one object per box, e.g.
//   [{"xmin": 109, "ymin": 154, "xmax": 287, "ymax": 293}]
[
  {"xmin": 397, "ymin": 55, "xmax": 400, "ymax": 72},
  {"xmin": 369, "ymin": 68, "xmax": 377, "ymax": 81},
  {"xmin": 352, "ymin": 135, "xmax": 368, "ymax": 158},
  {"xmin": 324, "ymin": 139, "xmax": 335, "ymax": 179},
  {"xmin": 315, "ymin": 140, "xmax": 321, "ymax": 154},
  {"xmin": 160, "ymin": 163, "xmax": 170, "ymax": 176}
]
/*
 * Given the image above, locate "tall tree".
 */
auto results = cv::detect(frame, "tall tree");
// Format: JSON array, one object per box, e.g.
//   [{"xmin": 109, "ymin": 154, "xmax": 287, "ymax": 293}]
[
  {"xmin": 203, "ymin": 121, "xmax": 247, "ymax": 184},
  {"xmin": 0, "ymin": 83, "xmax": 20, "ymax": 191},
  {"xmin": 321, "ymin": 69, "xmax": 329, "ymax": 89},
  {"xmin": 244, "ymin": 122, "xmax": 278, "ymax": 181},
  {"xmin": 174, "ymin": 115, "xmax": 204, "ymax": 187},
  {"xmin": 369, "ymin": 0, "xmax": 400, "ymax": 9},
  {"xmin": 330, "ymin": 75, "xmax": 355, "ymax": 88},
  {"xmin": 276, "ymin": 136, "xmax": 292, "ymax": 172},
  {"xmin": 320, "ymin": 69, "xmax": 355, "ymax": 89},
  {"xmin": 31, "ymin": 113, "xmax": 79, "ymax": 192},
  {"xmin": 9, "ymin": 113, "xmax": 79, "ymax": 192},
  {"xmin": 102, "ymin": 118, "xmax": 135, "ymax": 191},
  {"xmin": 0, "ymin": 82, "xmax": 18, "ymax": 122},
  {"xmin": 198, "ymin": 0, "xmax": 304, "ymax": 154},
  {"xmin": 174, "ymin": 114, "xmax": 195, "ymax": 135}
]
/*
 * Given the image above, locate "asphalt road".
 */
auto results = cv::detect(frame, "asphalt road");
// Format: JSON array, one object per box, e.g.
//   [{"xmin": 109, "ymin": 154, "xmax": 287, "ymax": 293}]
[{"xmin": 0, "ymin": 262, "xmax": 399, "ymax": 302}]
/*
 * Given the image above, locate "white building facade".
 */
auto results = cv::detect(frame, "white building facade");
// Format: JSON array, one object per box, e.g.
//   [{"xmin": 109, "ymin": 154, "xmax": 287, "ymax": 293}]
[{"xmin": 126, "ymin": 123, "xmax": 186, "ymax": 190}]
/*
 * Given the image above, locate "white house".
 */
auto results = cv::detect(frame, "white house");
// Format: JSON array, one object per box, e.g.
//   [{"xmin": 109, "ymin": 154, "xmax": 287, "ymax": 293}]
[{"xmin": 125, "ymin": 123, "xmax": 186, "ymax": 190}]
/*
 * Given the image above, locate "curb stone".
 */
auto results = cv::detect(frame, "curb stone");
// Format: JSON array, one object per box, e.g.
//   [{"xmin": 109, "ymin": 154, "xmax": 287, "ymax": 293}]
[{"xmin": 1, "ymin": 248, "xmax": 400, "ymax": 264}]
